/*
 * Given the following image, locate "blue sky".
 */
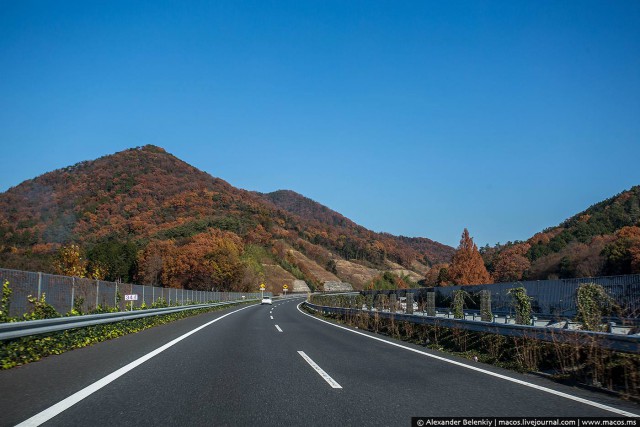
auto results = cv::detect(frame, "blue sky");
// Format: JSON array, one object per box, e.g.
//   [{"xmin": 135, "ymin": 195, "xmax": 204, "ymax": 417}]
[{"xmin": 1, "ymin": 1, "xmax": 639, "ymax": 248}]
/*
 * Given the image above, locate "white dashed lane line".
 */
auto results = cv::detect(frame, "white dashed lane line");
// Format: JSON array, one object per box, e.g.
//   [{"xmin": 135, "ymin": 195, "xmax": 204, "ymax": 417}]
[
  {"xmin": 296, "ymin": 302, "xmax": 638, "ymax": 417},
  {"xmin": 297, "ymin": 351, "xmax": 342, "ymax": 389}
]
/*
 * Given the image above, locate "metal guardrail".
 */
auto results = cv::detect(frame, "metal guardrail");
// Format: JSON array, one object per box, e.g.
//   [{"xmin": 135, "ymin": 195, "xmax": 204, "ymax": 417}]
[
  {"xmin": 0, "ymin": 299, "xmax": 259, "ymax": 341},
  {"xmin": 303, "ymin": 302, "xmax": 640, "ymax": 354}
]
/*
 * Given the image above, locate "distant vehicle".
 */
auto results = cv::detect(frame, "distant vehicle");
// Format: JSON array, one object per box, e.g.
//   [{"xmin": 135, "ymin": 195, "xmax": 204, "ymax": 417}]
[{"xmin": 261, "ymin": 296, "xmax": 272, "ymax": 305}]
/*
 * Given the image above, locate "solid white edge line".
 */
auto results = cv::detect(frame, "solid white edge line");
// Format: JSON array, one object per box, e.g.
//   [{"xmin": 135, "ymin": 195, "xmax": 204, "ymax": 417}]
[
  {"xmin": 16, "ymin": 304, "xmax": 257, "ymax": 427},
  {"xmin": 296, "ymin": 302, "xmax": 639, "ymax": 417},
  {"xmin": 275, "ymin": 324, "xmax": 283, "ymax": 332},
  {"xmin": 297, "ymin": 351, "xmax": 342, "ymax": 389}
]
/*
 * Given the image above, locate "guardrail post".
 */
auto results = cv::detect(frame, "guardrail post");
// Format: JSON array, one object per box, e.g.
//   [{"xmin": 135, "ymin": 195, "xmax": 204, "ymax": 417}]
[
  {"xmin": 426, "ymin": 292, "xmax": 436, "ymax": 316},
  {"xmin": 71, "ymin": 277, "xmax": 75, "ymax": 312},
  {"xmin": 406, "ymin": 292, "xmax": 414, "ymax": 314}
]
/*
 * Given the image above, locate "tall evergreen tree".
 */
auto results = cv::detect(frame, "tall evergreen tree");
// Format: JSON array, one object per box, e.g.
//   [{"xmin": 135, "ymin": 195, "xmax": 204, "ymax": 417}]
[{"xmin": 448, "ymin": 229, "xmax": 491, "ymax": 285}]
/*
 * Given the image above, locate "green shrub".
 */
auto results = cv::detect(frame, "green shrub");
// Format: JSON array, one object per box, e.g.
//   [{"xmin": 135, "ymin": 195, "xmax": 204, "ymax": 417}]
[
  {"xmin": 151, "ymin": 297, "xmax": 168, "ymax": 309},
  {"xmin": 0, "ymin": 280, "xmax": 11, "ymax": 323},
  {"xmin": 23, "ymin": 293, "xmax": 59, "ymax": 321}
]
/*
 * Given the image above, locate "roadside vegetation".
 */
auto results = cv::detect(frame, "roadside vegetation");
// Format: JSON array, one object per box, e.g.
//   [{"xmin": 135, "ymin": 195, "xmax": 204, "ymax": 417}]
[
  {"xmin": 305, "ymin": 286, "xmax": 640, "ymax": 401},
  {"xmin": 0, "ymin": 280, "xmax": 252, "ymax": 369}
]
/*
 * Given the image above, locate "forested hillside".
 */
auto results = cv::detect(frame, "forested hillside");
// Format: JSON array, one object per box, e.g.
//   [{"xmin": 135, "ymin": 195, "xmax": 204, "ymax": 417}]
[
  {"xmin": 480, "ymin": 186, "xmax": 640, "ymax": 282},
  {"xmin": 259, "ymin": 190, "xmax": 453, "ymax": 265},
  {"xmin": 0, "ymin": 146, "xmax": 453, "ymax": 292}
]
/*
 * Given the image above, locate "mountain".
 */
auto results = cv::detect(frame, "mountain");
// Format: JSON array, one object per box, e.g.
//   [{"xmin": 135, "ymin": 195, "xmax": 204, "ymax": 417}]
[
  {"xmin": 0, "ymin": 145, "xmax": 454, "ymax": 292},
  {"xmin": 480, "ymin": 186, "xmax": 640, "ymax": 282},
  {"xmin": 258, "ymin": 190, "xmax": 453, "ymax": 265}
]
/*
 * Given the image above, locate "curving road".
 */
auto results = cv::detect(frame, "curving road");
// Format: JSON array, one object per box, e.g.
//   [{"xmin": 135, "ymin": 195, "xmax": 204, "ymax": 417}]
[{"xmin": 1, "ymin": 297, "xmax": 638, "ymax": 426}]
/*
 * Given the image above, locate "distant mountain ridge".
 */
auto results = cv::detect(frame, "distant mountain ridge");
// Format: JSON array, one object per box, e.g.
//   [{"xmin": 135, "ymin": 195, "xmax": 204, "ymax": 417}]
[
  {"xmin": 480, "ymin": 185, "xmax": 640, "ymax": 282},
  {"xmin": 258, "ymin": 189, "xmax": 453, "ymax": 265},
  {"xmin": 0, "ymin": 145, "xmax": 454, "ymax": 291}
]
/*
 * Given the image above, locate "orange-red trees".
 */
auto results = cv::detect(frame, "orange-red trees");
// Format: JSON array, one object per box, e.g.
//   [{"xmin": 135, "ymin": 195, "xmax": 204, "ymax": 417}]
[
  {"xmin": 492, "ymin": 243, "xmax": 531, "ymax": 282},
  {"xmin": 602, "ymin": 226, "xmax": 640, "ymax": 275},
  {"xmin": 448, "ymin": 229, "xmax": 491, "ymax": 285},
  {"xmin": 137, "ymin": 229, "xmax": 245, "ymax": 291}
]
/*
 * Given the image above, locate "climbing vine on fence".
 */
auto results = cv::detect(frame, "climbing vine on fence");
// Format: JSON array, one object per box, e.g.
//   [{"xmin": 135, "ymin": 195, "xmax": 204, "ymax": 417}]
[
  {"xmin": 1, "ymin": 281, "xmax": 11, "ymax": 323},
  {"xmin": 452, "ymin": 289, "xmax": 469, "ymax": 319},
  {"xmin": 576, "ymin": 283, "xmax": 612, "ymax": 332},
  {"xmin": 23, "ymin": 293, "xmax": 60, "ymax": 320},
  {"xmin": 507, "ymin": 287, "xmax": 532, "ymax": 325}
]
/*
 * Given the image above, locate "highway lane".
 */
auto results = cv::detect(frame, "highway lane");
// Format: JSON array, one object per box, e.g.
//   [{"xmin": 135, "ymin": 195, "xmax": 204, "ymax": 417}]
[{"xmin": 1, "ymin": 297, "xmax": 638, "ymax": 426}]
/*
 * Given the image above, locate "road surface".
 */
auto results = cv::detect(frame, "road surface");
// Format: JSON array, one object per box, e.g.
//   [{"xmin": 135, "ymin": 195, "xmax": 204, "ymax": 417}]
[{"xmin": 1, "ymin": 297, "xmax": 638, "ymax": 426}]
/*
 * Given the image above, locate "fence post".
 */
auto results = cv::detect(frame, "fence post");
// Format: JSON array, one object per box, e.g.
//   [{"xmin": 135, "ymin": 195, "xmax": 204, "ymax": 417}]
[
  {"xmin": 405, "ymin": 292, "xmax": 414, "ymax": 314},
  {"xmin": 71, "ymin": 277, "xmax": 75, "ymax": 313},
  {"xmin": 390, "ymin": 294, "xmax": 397, "ymax": 313},
  {"xmin": 37, "ymin": 272, "xmax": 42, "ymax": 299},
  {"xmin": 115, "ymin": 282, "xmax": 118, "ymax": 309},
  {"xmin": 426, "ymin": 292, "xmax": 436, "ymax": 316},
  {"xmin": 375, "ymin": 293, "xmax": 384, "ymax": 311},
  {"xmin": 96, "ymin": 279, "xmax": 99, "ymax": 309},
  {"xmin": 142, "ymin": 286, "xmax": 145, "ymax": 307},
  {"xmin": 481, "ymin": 290, "xmax": 492, "ymax": 322}
]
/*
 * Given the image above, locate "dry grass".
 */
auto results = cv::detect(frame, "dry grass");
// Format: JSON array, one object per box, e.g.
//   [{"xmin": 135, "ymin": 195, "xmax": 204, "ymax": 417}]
[
  {"xmin": 261, "ymin": 264, "xmax": 297, "ymax": 294},
  {"xmin": 306, "ymin": 296, "xmax": 640, "ymax": 400}
]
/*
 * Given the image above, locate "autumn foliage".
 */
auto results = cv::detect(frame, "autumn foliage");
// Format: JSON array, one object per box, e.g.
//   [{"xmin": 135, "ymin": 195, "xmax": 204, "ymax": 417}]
[
  {"xmin": 484, "ymin": 186, "xmax": 640, "ymax": 281},
  {"xmin": 55, "ymin": 244, "xmax": 86, "ymax": 278},
  {"xmin": 0, "ymin": 146, "xmax": 453, "ymax": 291},
  {"xmin": 491, "ymin": 243, "xmax": 531, "ymax": 282},
  {"xmin": 448, "ymin": 229, "xmax": 491, "ymax": 285},
  {"xmin": 137, "ymin": 229, "xmax": 245, "ymax": 291}
]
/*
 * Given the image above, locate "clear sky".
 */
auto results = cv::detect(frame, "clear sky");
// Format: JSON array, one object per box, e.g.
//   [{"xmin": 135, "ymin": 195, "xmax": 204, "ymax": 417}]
[{"xmin": 1, "ymin": 1, "xmax": 639, "ymax": 248}]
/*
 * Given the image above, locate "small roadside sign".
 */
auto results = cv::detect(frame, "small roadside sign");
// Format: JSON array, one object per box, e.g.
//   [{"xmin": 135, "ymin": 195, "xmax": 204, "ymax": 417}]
[
  {"xmin": 260, "ymin": 283, "xmax": 266, "ymax": 290},
  {"xmin": 124, "ymin": 294, "xmax": 138, "ymax": 301}
]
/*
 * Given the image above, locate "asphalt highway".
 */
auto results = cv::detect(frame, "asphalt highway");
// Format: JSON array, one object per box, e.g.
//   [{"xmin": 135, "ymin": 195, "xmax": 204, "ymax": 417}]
[{"xmin": 1, "ymin": 297, "xmax": 638, "ymax": 426}]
